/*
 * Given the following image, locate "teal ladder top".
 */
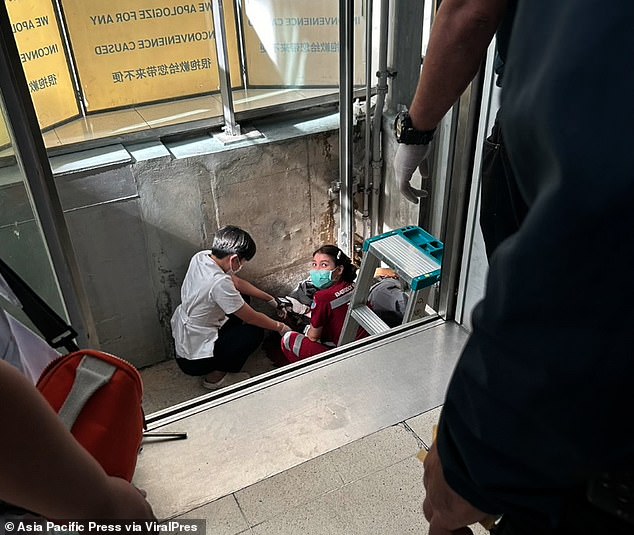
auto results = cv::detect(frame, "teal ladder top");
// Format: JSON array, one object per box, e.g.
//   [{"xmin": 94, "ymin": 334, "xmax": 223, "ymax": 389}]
[{"xmin": 339, "ymin": 226, "xmax": 444, "ymax": 345}]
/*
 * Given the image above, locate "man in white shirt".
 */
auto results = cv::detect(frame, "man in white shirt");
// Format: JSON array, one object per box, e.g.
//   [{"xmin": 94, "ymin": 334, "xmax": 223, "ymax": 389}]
[{"xmin": 171, "ymin": 226, "xmax": 290, "ymax": 390}]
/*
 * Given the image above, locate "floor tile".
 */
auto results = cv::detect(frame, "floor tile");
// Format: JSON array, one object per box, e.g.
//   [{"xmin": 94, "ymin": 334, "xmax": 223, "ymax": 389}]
[
  {"xmin": 337, "ymin": 456, "xmax": 428, "ymax": 535},
  {"xmin": 140, "ymin": 349, "xmax": 275, "ymax": 415},
  {"xmin": 49, "ymin": 144, "xmax": 131, "ymax": 176},
  {"xmin": 135, "ymin": 95, "xmax": 223, "ymax": 128},
  {"xmin": 174, "ymin": 495, "xmax": 249, "ymax": 535},
  {"xmin": 125, "ymin": 140, "xmax": 172, "ymax": 162},
  {"xmin": 232, "ymin": 88, "xmax": 306, "ymax": 113},
  {"xmin": 251, "ymin": 456, "xmax": 427, "ymax": 535},
  {"xmin": 405, "ymin": 405, "xmax": 443, "ymax": 449},
  {"xmin": 297, "ymin": 89, "xmax": 338, "ymax": 100},
  {"xmin": 54, "ymin": 109, "xmax": 149, "ymax": 145},
  {"xmin": 249, "ymin": 486, "xmax": 354, "ymax": 535},
  {"xmin": 42, "ymin": 128, "xmax": 61, "ymax": 148},
  {"xmin": 235, "ymin": 454, "xmax": 343, "ymax": 526},
  {"xmin": 327, "ymin": 423, "xmax": 422, "ymax": 484}
]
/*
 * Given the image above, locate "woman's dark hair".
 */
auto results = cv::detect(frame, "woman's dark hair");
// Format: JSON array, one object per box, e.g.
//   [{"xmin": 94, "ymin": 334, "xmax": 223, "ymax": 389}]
[
  {"xmin": 212, "ymin": 225, "xmax": 257, "ymax": 261},
  {"xmin": 313, "ymin": 244, "xmax": 357, "ymax": 282}
]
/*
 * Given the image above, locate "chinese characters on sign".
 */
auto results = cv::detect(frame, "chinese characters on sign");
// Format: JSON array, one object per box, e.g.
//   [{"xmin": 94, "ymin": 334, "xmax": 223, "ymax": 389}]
[{"xmin": 6, "ymin": 0, "xmax": 78, "ymax": 129}]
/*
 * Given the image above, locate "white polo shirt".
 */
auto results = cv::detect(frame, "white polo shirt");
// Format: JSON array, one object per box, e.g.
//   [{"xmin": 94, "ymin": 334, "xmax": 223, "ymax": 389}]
[{"xmin": 170, "ymin": 251, "xmax": 244, "ymax": 360}]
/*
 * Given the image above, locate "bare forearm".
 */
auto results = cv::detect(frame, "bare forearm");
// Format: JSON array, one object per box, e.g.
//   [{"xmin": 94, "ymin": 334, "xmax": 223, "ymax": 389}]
[
  {"xmin": 0, "ymin": 361, "xmax": 154, "ymax": 519},
  {"xmin": 232, "ymin": 276, "xmax": 273, "ymax": 302},
  {"xmin": 409, "ymin": 0, "xmax": 506, "ymax": 130},
  {"xmin": 234, "ymin": 303, "xmax": 284, "ymax": 333}
]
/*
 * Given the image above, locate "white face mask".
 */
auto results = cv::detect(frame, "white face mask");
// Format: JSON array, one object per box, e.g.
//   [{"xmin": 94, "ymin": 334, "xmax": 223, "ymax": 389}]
[{"xmin": 227, "ymin": 254, "xmax": 243, "ymax": 275}]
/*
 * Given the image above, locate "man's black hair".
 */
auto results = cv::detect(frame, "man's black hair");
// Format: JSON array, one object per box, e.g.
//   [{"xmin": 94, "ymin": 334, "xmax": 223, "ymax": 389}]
[{"xmin": 211, "ymin": 225, "xmax": 256, "ymax": 261}]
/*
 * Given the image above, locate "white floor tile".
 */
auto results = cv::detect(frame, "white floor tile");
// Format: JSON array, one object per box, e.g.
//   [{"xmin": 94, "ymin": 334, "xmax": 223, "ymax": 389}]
[
  {"xmin": 326, "ymin": 423, "xmax": 422, "ymax": 484},
  {"xmin": 405, "ymin": 405, "xmax": 443, "ymax": 449},
  {"xmin": 235, "ymin": 455, "xmax": 343, "ymax": 526},
  {"xmin": 251, "ymin": 456, "xmax": 428, "ymax": 535},
  {"xmin": 174, "ymin": 495, "xmax": 249, "ymax": 535}
]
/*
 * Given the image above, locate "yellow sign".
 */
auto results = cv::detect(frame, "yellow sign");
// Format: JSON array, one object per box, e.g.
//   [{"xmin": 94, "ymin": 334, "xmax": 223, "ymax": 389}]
[
  {"xmin": 6, "ymin": 0, "xmax": 79, "ymax": 130},
  {"xmin": 242, "ymin": 0, "xmax": 366, "ymax": 86},
  {"xmin": 61, "ymin": 0, "xmax": 242, "ymax": 111}
]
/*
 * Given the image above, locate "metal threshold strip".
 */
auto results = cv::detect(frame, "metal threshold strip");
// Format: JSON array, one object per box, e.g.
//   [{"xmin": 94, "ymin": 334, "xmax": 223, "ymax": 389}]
[
  {"xmin": 136, "ymin": 318, "xmax": 468, "ymax": 519},
  {"xmin": 146, "ymin": 314, "xmax": 445, "ymax": 429}
]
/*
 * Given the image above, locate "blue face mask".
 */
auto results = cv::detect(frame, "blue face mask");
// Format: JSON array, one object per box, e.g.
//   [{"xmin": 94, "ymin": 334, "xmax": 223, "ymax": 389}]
[{"xmin": 310, "ymin": 269, "xmax": 335, "ymax": 290}]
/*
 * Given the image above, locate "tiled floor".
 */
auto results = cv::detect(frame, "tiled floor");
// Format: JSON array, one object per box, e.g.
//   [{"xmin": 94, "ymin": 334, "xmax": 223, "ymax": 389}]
[
  {"xmin": 163, "ymin": 406, "xmax": 488, "ymax": 535},
  {"xmin": 140, "ymin": 345, "xmax": 278, "ymax": 415}
]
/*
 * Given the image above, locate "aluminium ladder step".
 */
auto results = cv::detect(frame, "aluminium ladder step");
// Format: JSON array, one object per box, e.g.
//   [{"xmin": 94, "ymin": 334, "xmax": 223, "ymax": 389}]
[
  {"xmin": 339, "ymin": 226, "xmax": 444, "ymax": 345},
  {"xmin": 350, "ymin": 305, "xmax": 391, "ymax": 335},
  {"xmin": 366, "ymin": 232, "xmax": 442, "ymax": 291}
]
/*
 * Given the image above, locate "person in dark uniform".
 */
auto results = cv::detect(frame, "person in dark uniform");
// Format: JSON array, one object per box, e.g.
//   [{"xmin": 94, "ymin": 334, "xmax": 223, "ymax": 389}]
[{"xmin": 422, "ymin": 1, "xmax": 634, "ymax": 533}]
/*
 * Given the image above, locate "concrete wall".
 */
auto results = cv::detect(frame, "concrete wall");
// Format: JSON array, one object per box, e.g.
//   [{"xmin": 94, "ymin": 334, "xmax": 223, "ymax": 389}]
[
  {"xmin": 110, "ymin": 131, "xmax": 342, "ymax": 368},
  {"xmin": 0, "ymin": 118, "xmax": 348, "ymax": 368}
]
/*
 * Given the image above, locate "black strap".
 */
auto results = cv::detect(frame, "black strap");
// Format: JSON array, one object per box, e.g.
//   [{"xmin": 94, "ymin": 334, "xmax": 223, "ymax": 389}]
[{"xmin": 0, "ymin": 256, "xmax": 79, "ymax": 353}]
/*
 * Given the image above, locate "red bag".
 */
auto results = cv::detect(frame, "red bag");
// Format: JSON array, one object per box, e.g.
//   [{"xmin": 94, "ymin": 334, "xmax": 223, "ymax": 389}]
[{"xmin": 36, "ymin": 349, "xmax": 144, "ymax": 482}]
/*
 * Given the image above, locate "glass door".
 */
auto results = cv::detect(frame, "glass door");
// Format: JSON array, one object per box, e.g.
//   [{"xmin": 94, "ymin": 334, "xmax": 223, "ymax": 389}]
[
  {"xmin": 0, "ymin": 94, "xmax": 68, "ymax": 329},
  {"xmin": 0, "ymin": 5, "xmax": 96, "ymax": 347}
]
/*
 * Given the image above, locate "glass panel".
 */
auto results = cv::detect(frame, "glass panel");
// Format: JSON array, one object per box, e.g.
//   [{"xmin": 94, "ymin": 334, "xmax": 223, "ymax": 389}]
[
  {"xmin": 60, "ymin": 0, "xmax": 242, "ymax": 112},
  {"xmin": 6, "ymin": 0, "xmax": 376, "ymax": 147},
  {"xmin": 0, "ymin": 95, "xmax": 67, "ymax": 325},
  {"xmin": 237, "ymin": 0, "xmax": 373, "ymax": 111},
  {"xmin": 5, "ymin": 0, "xmax": 80, "ymax": 129}
]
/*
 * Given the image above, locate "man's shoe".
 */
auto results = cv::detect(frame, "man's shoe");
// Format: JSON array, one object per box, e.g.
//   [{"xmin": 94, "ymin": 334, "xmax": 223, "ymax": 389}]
[{"xmin": 202, "ymin": 372, "xmax": 251, "ymax": 390}]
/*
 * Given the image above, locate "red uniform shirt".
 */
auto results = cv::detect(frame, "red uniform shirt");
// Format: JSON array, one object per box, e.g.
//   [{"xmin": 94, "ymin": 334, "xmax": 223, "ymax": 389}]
[{"xmin": 310, "ymin": 280, "xmax": 356, "ymax": 345}]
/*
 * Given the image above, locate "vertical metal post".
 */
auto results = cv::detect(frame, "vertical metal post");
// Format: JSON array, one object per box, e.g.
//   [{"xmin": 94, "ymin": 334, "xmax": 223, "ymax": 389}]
[
  {"xmin": 0, "ymin": 3, "xmax": 98, "ymax": 347},
  {"xmin": 370, "ymin": 0, "xmax": 390, "ymax": 237},
  {"xmin": 361, "ymin": 0, "xmax": 373, "ymax": 240},
  {"xmin": 51, "ymin": 0, "xmax": 87, "ymax": 116},
  {"xmin": 437, "ymin": 73, "xmax": 484, "ymax": 321},
  {"xmin": 212, "ymin": 0, "xmax": 240, "ymax": 136},
  {"xmin": 338, "ymin": 0, "xmax": 355, "ymax": 258}
]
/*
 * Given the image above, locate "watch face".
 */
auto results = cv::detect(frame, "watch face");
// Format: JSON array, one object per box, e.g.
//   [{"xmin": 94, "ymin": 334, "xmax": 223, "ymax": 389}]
[
  {"xmin": 395, "ymin": 112, "xmax": 408, "ymax": 141},
  {"xmin": 395, "ymin": 111, "xmax": 434, "ymax": 145}
]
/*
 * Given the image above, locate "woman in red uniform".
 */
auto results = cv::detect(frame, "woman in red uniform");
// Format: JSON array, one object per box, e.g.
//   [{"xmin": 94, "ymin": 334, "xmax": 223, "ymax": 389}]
[{"xmin": 280, "ymin": 245, "xmax": 362, "ymax": 363}]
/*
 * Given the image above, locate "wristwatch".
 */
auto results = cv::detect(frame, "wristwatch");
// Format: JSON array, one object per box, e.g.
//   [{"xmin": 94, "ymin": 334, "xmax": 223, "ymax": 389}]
[{"xmin": 394, "ymin": 111, "xmax": 435, "ymax": 145}]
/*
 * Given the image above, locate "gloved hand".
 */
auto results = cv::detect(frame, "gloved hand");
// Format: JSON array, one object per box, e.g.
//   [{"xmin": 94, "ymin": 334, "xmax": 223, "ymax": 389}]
[
  {"xmin": 279, "ymin": 323, "xmax": 292, "ymax": 335},
  {"xmin": 393, "ymin": 143, "xmax": 432, "ymax": 204},
  {"xmin": 275, "ymin": 296, "xmax": 310, "ymax": 317},
  {"xmin": 267, "ymin": 297, "xmax": 287, "ymax": 319}
]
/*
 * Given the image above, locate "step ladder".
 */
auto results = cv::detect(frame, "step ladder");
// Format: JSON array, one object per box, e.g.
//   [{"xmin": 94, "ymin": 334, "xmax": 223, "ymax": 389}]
[{"xmin": 339, "ymin": 226, "xmax": 443, "ymax": 345}]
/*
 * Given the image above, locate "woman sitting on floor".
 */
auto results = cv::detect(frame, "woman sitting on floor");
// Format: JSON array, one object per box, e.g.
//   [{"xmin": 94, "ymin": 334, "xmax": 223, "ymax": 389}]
[{"xmin": 280, "ymin": 245, "xmax": 365, "ymax": 363}]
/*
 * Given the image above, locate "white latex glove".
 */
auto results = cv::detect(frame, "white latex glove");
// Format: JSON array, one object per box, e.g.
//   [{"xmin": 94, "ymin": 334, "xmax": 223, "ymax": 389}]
[
  {"xmin": 393, "ymin": 143, "xmax": 432, "ymax": 204},
  {"xmin": 279, "ymin": 323, "xmax": 292, "ymax": 335},
  {"xmin": 275, "ymin": 296, "xmax": 310, "ymax": 316},
  {"xmin": 285, "ymin": 296, "xmax": 310, "ymax": 315}
]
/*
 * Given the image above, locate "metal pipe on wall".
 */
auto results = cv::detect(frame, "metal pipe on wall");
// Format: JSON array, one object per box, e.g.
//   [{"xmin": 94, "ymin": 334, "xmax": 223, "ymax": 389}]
[
  {"xmin": 0, "ymin": 4, "xmax": 98, "ymax": 348},
  {"xmin": 338, "ymin": 0, "xmax": 355, "ymax": 258},
  {"xmin": 370, "ymin": 0, "xmax": 390, "ymax": 237},
  {"xmin": 362, "ymin": 0, "xmax": 374, "ymax": 240}
]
